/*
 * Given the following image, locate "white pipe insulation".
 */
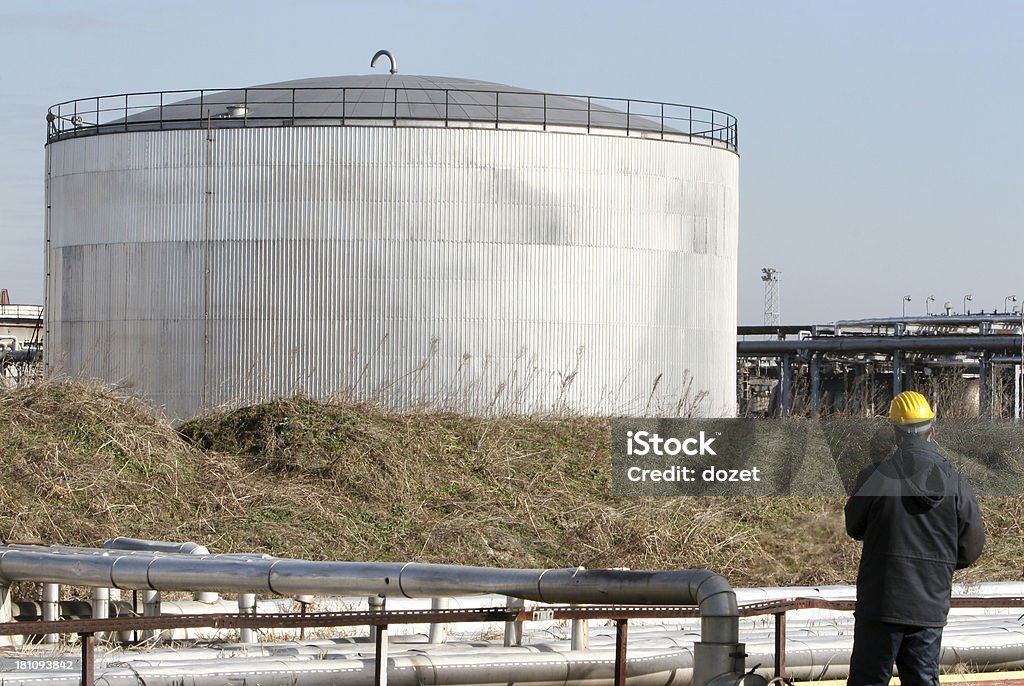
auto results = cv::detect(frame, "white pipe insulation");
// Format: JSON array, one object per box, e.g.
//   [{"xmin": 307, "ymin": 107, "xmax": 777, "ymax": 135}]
[
  {"xmin": 2, "ymin": 617, "xmax": 1024, "ymax": 686},
  {"xmin": 1, "ymin": 583, "xmax": 1023, "ymax": 686},
  {"xmin": 103, "ymin": 537, "xmax": 220, "ymax": 603}
]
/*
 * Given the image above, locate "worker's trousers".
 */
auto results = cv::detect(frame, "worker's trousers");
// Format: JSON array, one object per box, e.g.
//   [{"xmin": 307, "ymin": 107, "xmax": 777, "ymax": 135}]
[{"xmin": 847, "ymin": 617, "xmax": 942, "ymax": 686}]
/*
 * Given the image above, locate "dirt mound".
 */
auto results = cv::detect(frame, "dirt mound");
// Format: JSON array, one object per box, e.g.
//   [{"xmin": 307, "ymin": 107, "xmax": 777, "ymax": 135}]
[{"xmin": 0, "ymin": 382, "xmax": 1017, "ymax": 586}]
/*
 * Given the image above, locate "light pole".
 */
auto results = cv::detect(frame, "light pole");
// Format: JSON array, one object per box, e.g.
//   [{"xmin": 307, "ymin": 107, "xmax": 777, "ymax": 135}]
[
  {"xmin": 963, "ymin": 294, "xmax": 973, "ymax": 314},
  {"xmin": 761, "ymin": 267, "xmax": 781, "ymax": 326},
  {"xmin": 1005, "ymin": 295, "xmax": 1018, "ymax": 313},
  {"xmin": 902, "ymin": 295, "xmax": 912, "ymax": 317},
  {"xmin": 925, "ymin": 295, "xmax": 936, "ymax": 315}
]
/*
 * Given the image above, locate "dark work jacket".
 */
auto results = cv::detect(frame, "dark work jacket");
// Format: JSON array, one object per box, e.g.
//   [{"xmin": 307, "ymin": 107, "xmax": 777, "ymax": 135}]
[{"xmin": 844, "ymin": 436, "xmax": 985, "ymax": 627}]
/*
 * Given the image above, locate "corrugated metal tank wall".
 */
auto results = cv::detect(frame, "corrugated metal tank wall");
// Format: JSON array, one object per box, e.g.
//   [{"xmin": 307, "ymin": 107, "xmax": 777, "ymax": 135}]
[{"xmin": 45, "ymin": 127, "xmax": 738, "ymax": 420}]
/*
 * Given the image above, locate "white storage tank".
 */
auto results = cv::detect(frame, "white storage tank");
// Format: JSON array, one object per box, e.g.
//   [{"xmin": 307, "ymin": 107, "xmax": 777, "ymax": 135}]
[{"xmin": 45, "ymin": 62, "xmax": 739, "ymax": 420}]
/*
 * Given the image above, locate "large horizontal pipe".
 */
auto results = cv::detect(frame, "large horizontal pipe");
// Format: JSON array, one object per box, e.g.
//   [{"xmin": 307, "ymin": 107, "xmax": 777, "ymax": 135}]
[
  {"xmin": 738, "ymin": 316, "xmax": 1024, "ymax": 339},
  {"xmin": 836, "ymin": 315, "xmax": 1024, "ymax": 330},
  {"xmin": 104, "ymin": 537, "xmax": 210, "ymax": 555},
  {"xmin": 0, "ymin": 546, "xmax": 734, "ymax": 613},
  {"xmin": 738, "ymin": 325, "xmax": 828, "ymax": 336},
  {"xmin": 738, "ymin": 335, "xmax": 1022, "ymax": 356},
  {"xmin": 0, "ymin": 647, "xmax": 702, "ymax": 686},
  {"xmin": 0, "ymin": 350, "xmax": 41, "ymax": 363},
  {"xmin": 104, "ymin": 537, "xmax": 219, "ymax": 603}
]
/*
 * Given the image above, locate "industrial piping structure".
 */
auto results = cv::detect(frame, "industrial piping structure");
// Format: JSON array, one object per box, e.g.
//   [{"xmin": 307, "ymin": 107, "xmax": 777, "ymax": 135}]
[
  {"xmin": 0, "ymin": 542, "xmax": 748, "ymax": 686},
  {"xmin": 738, "ymin": 315, "xmax": 1024, "ymax": 418},
  {"xmin": 4, "ymin": 544, "xmax": 1024, "ymax": 685},
  {"xmin": 0, "ymin": 294, "xmax": 43, "ymax": 386}
]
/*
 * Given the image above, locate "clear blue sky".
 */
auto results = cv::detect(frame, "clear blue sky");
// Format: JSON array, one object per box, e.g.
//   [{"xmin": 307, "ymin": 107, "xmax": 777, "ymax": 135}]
[{"xmin": 2, "ymin": 0, "xmax": 1021, "ymax": 324}]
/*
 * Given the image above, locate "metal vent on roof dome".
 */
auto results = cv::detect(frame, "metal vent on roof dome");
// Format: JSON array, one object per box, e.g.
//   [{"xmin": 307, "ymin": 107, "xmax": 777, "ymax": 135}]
[{"xmin": 370, "ymin": 49, "xmax": 398, "ymax": 74}]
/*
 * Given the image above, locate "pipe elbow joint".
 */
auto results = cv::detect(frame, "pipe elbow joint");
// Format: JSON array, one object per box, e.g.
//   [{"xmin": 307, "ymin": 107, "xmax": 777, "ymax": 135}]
[{"xmin": 694, "ymin": 571, "xmax": 739, "ymax": 617}]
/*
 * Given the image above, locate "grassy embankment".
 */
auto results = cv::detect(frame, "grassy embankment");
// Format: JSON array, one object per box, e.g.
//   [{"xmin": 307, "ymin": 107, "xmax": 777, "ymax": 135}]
[{"xmin": 0, "ymin": 381, "xmax": 1019, "ymax": 587}]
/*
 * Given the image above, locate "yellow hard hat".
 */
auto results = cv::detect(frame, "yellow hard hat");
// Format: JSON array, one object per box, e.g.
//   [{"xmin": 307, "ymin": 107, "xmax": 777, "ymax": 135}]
[{"xmin": 889, "ymin": 391, "xmax": 935, "ymax": 425}]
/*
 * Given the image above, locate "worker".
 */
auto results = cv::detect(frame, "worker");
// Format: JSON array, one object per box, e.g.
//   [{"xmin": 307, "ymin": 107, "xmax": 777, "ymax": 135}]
[{"xmin": 845, "ymin": 390, "xmax": 985, "ymax": 686}]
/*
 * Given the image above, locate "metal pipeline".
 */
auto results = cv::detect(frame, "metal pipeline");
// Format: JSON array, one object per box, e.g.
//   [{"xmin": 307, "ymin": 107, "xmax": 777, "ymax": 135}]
[
  {"xmin": 0, "ymin": 648, "xmax": 701, "ymax": 686},
  {"xmin": 4, "ymin": 624, "xmax": 1024, "ymax": 686},
  {"xmin": 737, "ymin": 335, "xmax": 1021, "ymax": 356},
  {"xmin": 104, "ymin": 536, "xmax": 219, "ymax": 603},
  {"xmin": 835, "ymin": 315, "xmax": 1024, "ymax": 330},
  {"xmin": 0, "ymin": 544, "xmax": 743, "ymax": 686},
  {"xmin": 103, "ymin": 536, "xmax": 210, "ymax": 556},
  {"xmin": 4, "ymin": 579, "xmax": 1024, "ymax": 686}
]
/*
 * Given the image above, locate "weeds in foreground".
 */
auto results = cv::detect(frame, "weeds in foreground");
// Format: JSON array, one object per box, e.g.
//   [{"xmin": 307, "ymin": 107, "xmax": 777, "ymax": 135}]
[{"xmin": 0, "ymin": 380, "xmax": 1021, "ymax": 586}]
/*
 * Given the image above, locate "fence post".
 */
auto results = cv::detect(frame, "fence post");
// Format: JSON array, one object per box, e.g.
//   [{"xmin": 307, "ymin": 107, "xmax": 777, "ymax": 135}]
[
  {"xmin": 774, "ymin": 612, "xmax": 787, "ymax": 678},
  {"xmin": 614, "ymin": 619, "xmax": 628, "ymax": 686},
  {"xmin": 81, "ymin": 633, "xmax": 95, "ymax": 686},
  {"xmin": 374, "ymin": 622, "xmax": 389, "ymax": 686}
]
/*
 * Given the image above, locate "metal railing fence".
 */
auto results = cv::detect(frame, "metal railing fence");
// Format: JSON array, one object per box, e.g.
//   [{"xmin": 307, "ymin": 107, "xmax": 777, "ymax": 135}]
[
  {"xmin": 46, "ymin": 87, "xmax": 738, "ymax": 151},
  {"xmin": 4, "ymin": 596, "xmax": 1023, "ymax": 686}
]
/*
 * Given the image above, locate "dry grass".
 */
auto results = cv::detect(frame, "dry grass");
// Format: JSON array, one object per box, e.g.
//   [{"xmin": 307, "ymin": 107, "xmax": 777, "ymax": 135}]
[{"xmin": 0, "ymin": 381, "xmax": 1020, "ymax": 587}]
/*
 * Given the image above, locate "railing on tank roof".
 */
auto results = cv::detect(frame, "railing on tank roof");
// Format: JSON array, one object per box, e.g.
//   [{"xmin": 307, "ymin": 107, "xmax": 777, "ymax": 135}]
[
  {"xmin": 46, "ymin": 86, "xmax": 738, "ymax": 151},
  {"xmin": 0, "ymin": 304, "xmax": 43, "ymax": 320}
]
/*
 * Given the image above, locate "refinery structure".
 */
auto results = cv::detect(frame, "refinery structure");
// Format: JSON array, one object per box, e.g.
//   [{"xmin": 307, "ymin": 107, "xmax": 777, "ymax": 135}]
[
  {"xmin": 0, "ymin": 289, "xmax": 43, "ymax": 386},
  {"xmin": 35, "ymin": 55, "xmax": 1024, "ymax": 421},
  {"xmin": 10, "ymin": 54, "xmax": 1024, "ymax": 686},
  {"xmin": 43, "ymin": 55, "xmax": 740, "ymax": 421},
  {"xmin": 738, "ymin": 314, "xmax": 1024, "ymax": 419}
]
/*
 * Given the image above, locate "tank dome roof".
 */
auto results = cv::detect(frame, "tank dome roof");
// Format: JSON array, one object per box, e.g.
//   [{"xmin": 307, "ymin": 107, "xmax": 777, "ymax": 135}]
[
  {"xmin": 49, "ymin": 73, "xmax": 737, "ymax": 151},
  {"xmin": 119, "ymin": 73, "xmax": 669, "ymax": 133}
]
